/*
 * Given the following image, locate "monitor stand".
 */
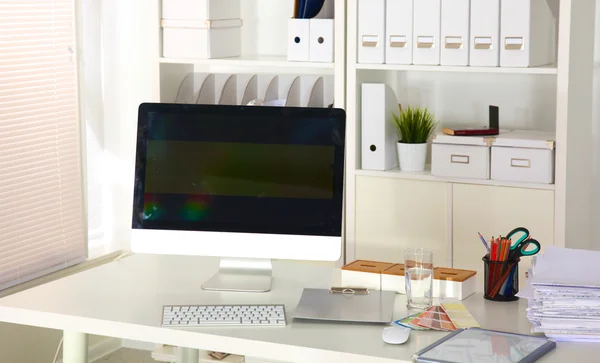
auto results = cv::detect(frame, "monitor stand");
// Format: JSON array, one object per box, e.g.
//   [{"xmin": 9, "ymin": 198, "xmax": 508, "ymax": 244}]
[{"xmin": 201, "ymin": 258, "xmax": 272, "ymax": 293}]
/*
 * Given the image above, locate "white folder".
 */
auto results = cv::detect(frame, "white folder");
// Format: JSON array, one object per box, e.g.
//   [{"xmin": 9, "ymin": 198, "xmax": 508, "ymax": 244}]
[
  {"xmin": 361, "ymin": 83, "xmax": 399, "ymax": 171},
  {"xmin": 309, "ymin": 19, "xmax": 335, "ymax": 63},
  {"xmin": 500, "ymin": 0, "xmax": 557, "ymax": 67},
  {"xmin": 385, "ymin": 0, "xmax": 413, "ymax": 65},
  {"xmin": 441, "ymin": 0, "xmax": 470, "ymax": 66},
  {"xmin": 288, "ymin": 19, "xmax": 310, "ymax": 62},
  {"xmin": 469, "ymin": 0, "xmax": 500, "ymax": 67},
  {"xmin": 413, "ymin": 0, "xmax": 441, "ymax": 65},
  {"xmin": 357, "ymin": 0, "xmax": 385, "ymax": 64}
]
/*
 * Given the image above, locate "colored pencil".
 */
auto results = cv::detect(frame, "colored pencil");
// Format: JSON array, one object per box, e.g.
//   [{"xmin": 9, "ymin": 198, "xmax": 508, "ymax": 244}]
[{"xmin": 478, "ymin": 232, "xmax": 490, "ymax": 253}]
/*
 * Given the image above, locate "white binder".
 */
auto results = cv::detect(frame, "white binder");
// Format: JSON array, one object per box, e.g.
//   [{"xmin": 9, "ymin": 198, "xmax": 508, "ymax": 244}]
[
  {"xmin": 500, "ymin": 0, "xmax": 557, "ymax": 67},
  {"xmin": 441, "ymin": 0, "xmax": 470, "ymax": 66},
  {"xmin": 357, "ymin": 0, "xmax": 385, "ymax": 64},
  {"xmin": 413, "ymin": 0, "xmax": 441, "ymax": 65},
  {"xmin": 385, "ymin": 0, "xmax": 413, "ymax": 65},
  {"xmin": 469, "ymin": 0, "xmax": 500, "ymax": 67},
  {"xmin": 361, "ymin": 83, "xmax": 399, "ymax": 171},
  {"xmin": 309, "ymin": 19, "xmax": 335, "ymax": 63},
  {"xmin": 288, "ymin": 19, "xmax": 310, "ymax": 62}
]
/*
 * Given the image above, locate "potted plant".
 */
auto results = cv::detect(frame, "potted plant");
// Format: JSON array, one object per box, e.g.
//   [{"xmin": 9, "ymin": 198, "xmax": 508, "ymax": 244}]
[{"xmin": 392, "ymin": 106, "xmax": 438, "ymax": 172}]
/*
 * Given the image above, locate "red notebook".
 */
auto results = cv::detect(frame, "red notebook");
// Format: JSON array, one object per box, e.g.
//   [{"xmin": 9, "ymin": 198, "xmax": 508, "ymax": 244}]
[
  {"xmin": 442, "ymin": 127, "xmax": 499, "ymax": 136},
  {"xmin": 442, "ymin": 105, "xmax": 499, "ymax": 136}
]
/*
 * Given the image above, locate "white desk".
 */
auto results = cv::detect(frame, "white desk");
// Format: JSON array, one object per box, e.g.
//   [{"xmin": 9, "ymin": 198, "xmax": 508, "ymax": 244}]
[{"xmin": 0, "ymin": 253, "xmax": 596, "ymax": 363}]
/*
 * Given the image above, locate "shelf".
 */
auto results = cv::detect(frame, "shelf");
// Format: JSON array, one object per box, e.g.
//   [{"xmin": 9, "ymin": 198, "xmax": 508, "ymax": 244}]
[
  {"xmin": 159, "ymin": 56, "xmax": 335, "ymax": 74},
  {"xmin": 354, "ymin": 166, "xmax": 555, "ymax": 191},
  {"xmin": 355, "ymin": 63, "xmax": 558, "ymax": 75}
]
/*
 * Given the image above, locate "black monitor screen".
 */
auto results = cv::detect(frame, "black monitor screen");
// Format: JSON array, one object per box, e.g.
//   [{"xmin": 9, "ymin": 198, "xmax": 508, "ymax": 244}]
[{"xmin": 132, "ymin": 103, "xmax": 346, "ymax": 237}]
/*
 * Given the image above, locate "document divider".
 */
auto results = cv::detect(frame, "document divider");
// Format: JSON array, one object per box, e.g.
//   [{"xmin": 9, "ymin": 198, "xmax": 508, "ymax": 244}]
[
  {"xmin": 264, "ymin": 76, "xmax": 280, "ymax": 104},
  {"xmin": 284, "ymin": 76, "xmax": 302, "ymax": 107},
  {"xmin": 469, "ymin": 0, "xmax": 500, "ymax": 67},
  {"xmin": 385, "ymin": 0, "xmax": 413, "ymax": 65},
  {"xmin": 176, "ymin": 73, "xmax": 332, "ymax": 107},
  {"xmin": 307, "ymin": 77, "xmax": 324, "ymax": 107},
  {"xmin": 217, "ymin": 74, "xmax": 237, "ymax": 105},
  {"xmin": 240, "ymin": 75, "xmax": 258, "ymax": 105},
  {"xmin": 413, "ymin": 0, "xmax": 441, "ymax": 65},
  {"xmin": 195, "ymin": 73, "xmax": 216, "ymax": 104},
  {"xmin": 357, "ymin": 0, "xmax": 385, "ymax": 64},
  {"xmin": 440, "ymin": 0, "xmax": 470, "ymax": 66},
  {"xmin": 176, "ymin": 73, "xmax": 209, "ymax": 104}
]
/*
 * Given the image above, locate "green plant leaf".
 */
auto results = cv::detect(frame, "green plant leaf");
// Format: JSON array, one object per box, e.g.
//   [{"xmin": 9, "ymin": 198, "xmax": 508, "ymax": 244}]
[{"xmin": 391, "ymin": 105, "xmax": 439, "ymax": 144}]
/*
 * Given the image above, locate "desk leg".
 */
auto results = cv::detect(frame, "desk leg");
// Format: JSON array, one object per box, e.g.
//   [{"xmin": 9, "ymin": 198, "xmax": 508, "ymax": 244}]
[
  {"xmin": 177, "ymin": 347, "xmax": 199, "ymax": 363},
  {"xmin": 63, "ymin": 331, "xmax": 88, "ymax": 363}
]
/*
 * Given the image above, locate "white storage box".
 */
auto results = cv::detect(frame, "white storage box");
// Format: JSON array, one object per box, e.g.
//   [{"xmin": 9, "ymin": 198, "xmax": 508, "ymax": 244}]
[
  {"xmin": 381, "ymin": 264, "xmax": 405, "ymax": 294},
  {"xmin": 433, "ymin": 268, "xmax": 477, "ymax": 301},
  {"xmin": 347, "ymin": 262, "xmax": 477, "ymax": 300},
  {"xmin": 162, "ymin": 0, "xmax": 240, "ymax": 21},
  {"xmin": 162, "ymin": 19, "xmax": 242, "ymax": 59},
  {"xmin": 341, "ymin": 260, "xmax": 395, "ymax": 291},
  {"xmin": 500, "ymin": 0, "xmax": 557, "ymax": 67},
  {"xmin": 491, "ymin": 131, "xmax": 555, "ymax": 184},
  {"xmin": 431, "ymin": 134, "xmax": 493, "ymax": 180}
]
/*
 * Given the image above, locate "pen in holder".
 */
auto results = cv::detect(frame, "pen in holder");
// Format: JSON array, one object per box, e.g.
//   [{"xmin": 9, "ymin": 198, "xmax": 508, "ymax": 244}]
[{"xmin": 483, "ymin": 256, "xmax": 520, "ymax": 301}]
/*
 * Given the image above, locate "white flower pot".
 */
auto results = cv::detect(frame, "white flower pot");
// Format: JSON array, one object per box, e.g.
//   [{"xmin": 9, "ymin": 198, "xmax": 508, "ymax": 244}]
[{"xmin": 397, "ymin": 142, "xmax": 427, "ymax": 172}]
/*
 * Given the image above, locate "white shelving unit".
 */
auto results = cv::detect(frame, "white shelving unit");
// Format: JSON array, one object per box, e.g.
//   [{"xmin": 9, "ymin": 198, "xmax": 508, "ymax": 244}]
[
  {"xmin": 345, "ymin": 0, "xmax": 599, "ymax": 278},
  {"xmin": 354, "ymin": 167, "xmax": 556, "ymax": 191},
  {"xmin": 158, "ymin": 56, "xmax": 335, "ymax": 73},
  {"xmin": 151, "ymin": 0, "xmax": 346, "ymax": 106},
  {"xmin": 355, "ymin": 63, "xmax": 559, "ymax": 75},
  {"xmin": 147, "ymin": 0, "xmax": 600, "ymax": 275}
]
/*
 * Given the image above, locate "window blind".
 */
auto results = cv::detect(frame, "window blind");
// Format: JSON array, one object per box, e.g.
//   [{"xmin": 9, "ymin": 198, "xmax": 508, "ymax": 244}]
[{"xmin": 0, "ymin": 0, "xmax": 87, "ymax": 290}]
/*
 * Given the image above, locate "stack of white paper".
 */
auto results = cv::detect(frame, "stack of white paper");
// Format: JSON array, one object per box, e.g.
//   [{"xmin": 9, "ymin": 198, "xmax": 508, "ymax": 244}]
[{"xmin": 518, "ymin": 246, "xmax": 600, "ymax": 342}]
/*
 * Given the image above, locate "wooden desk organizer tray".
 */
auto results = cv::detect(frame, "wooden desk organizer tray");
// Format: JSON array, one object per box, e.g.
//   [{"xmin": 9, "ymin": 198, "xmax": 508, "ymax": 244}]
[{"xmin": 341, "ymin": 260, "xmax": 477, "ymax": 300}]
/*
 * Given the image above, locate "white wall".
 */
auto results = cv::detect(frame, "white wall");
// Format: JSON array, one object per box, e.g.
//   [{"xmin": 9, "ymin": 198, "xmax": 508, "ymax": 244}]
[
  {"xmin": 592, "ymin": 0, "xmax": 600, "ymax": 244},
  {"xmin": 101, "ymin": 0, "xmax": 158, "ymax": 252}
]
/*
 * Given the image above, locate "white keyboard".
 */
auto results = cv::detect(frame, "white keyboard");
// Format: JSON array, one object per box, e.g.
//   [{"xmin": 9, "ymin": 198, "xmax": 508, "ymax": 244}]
[{"xmin": 161, "ymin": 304, "xmax": 287, "ymax": 327}]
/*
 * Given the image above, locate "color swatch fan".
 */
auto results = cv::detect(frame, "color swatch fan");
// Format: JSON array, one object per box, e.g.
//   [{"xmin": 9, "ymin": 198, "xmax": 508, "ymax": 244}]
[
  {"xmin": 409, "ymin": 306, "xmax": 457, "ymax": 331},
  {"xmin": 441, "ymin": 302, "xmax": 480, "ymax": 328}
]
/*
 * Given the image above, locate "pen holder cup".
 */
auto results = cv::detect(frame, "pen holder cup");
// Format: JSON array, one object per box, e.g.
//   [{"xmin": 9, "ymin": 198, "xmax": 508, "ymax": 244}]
[{"xmin": 483, "ymin": 256, "xmax": 520, "ymax": 302}]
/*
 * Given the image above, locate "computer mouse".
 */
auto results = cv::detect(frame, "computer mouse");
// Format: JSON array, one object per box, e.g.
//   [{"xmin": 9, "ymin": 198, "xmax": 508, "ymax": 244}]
[{"xmin": 382, "ymin": 326, "xmax": 411, "ymax": 345}]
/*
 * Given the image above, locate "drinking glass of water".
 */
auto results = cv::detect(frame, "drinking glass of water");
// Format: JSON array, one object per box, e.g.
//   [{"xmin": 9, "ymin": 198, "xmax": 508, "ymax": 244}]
[{"xmin": 405, "ymin": 248, "xmax": 434, "ymax": 310}]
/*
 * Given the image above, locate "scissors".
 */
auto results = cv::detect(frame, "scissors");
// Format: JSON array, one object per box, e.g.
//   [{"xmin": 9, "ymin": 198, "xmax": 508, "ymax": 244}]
[{"xmin": 505, "ymin": 227, "xmax": 541, "ymax": 259}]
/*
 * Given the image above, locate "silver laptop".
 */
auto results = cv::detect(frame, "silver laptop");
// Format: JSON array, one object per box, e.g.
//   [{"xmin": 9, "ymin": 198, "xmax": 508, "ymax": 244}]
[{"xmin": 293, "ymin": 288, "xmax": 396, "ymax": 324}]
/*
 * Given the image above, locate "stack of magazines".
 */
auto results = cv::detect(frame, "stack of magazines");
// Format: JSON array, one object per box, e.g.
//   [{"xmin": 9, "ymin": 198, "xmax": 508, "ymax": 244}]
[{"xmin": 519, "ymin": 246, "xmax": 600, "ymax": 342}]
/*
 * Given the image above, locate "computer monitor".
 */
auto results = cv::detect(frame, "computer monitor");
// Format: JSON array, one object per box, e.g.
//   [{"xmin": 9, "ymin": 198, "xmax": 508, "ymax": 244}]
[{"xmin": 131, "ymin": 103, "xmax": 346, "ymax": 292}]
